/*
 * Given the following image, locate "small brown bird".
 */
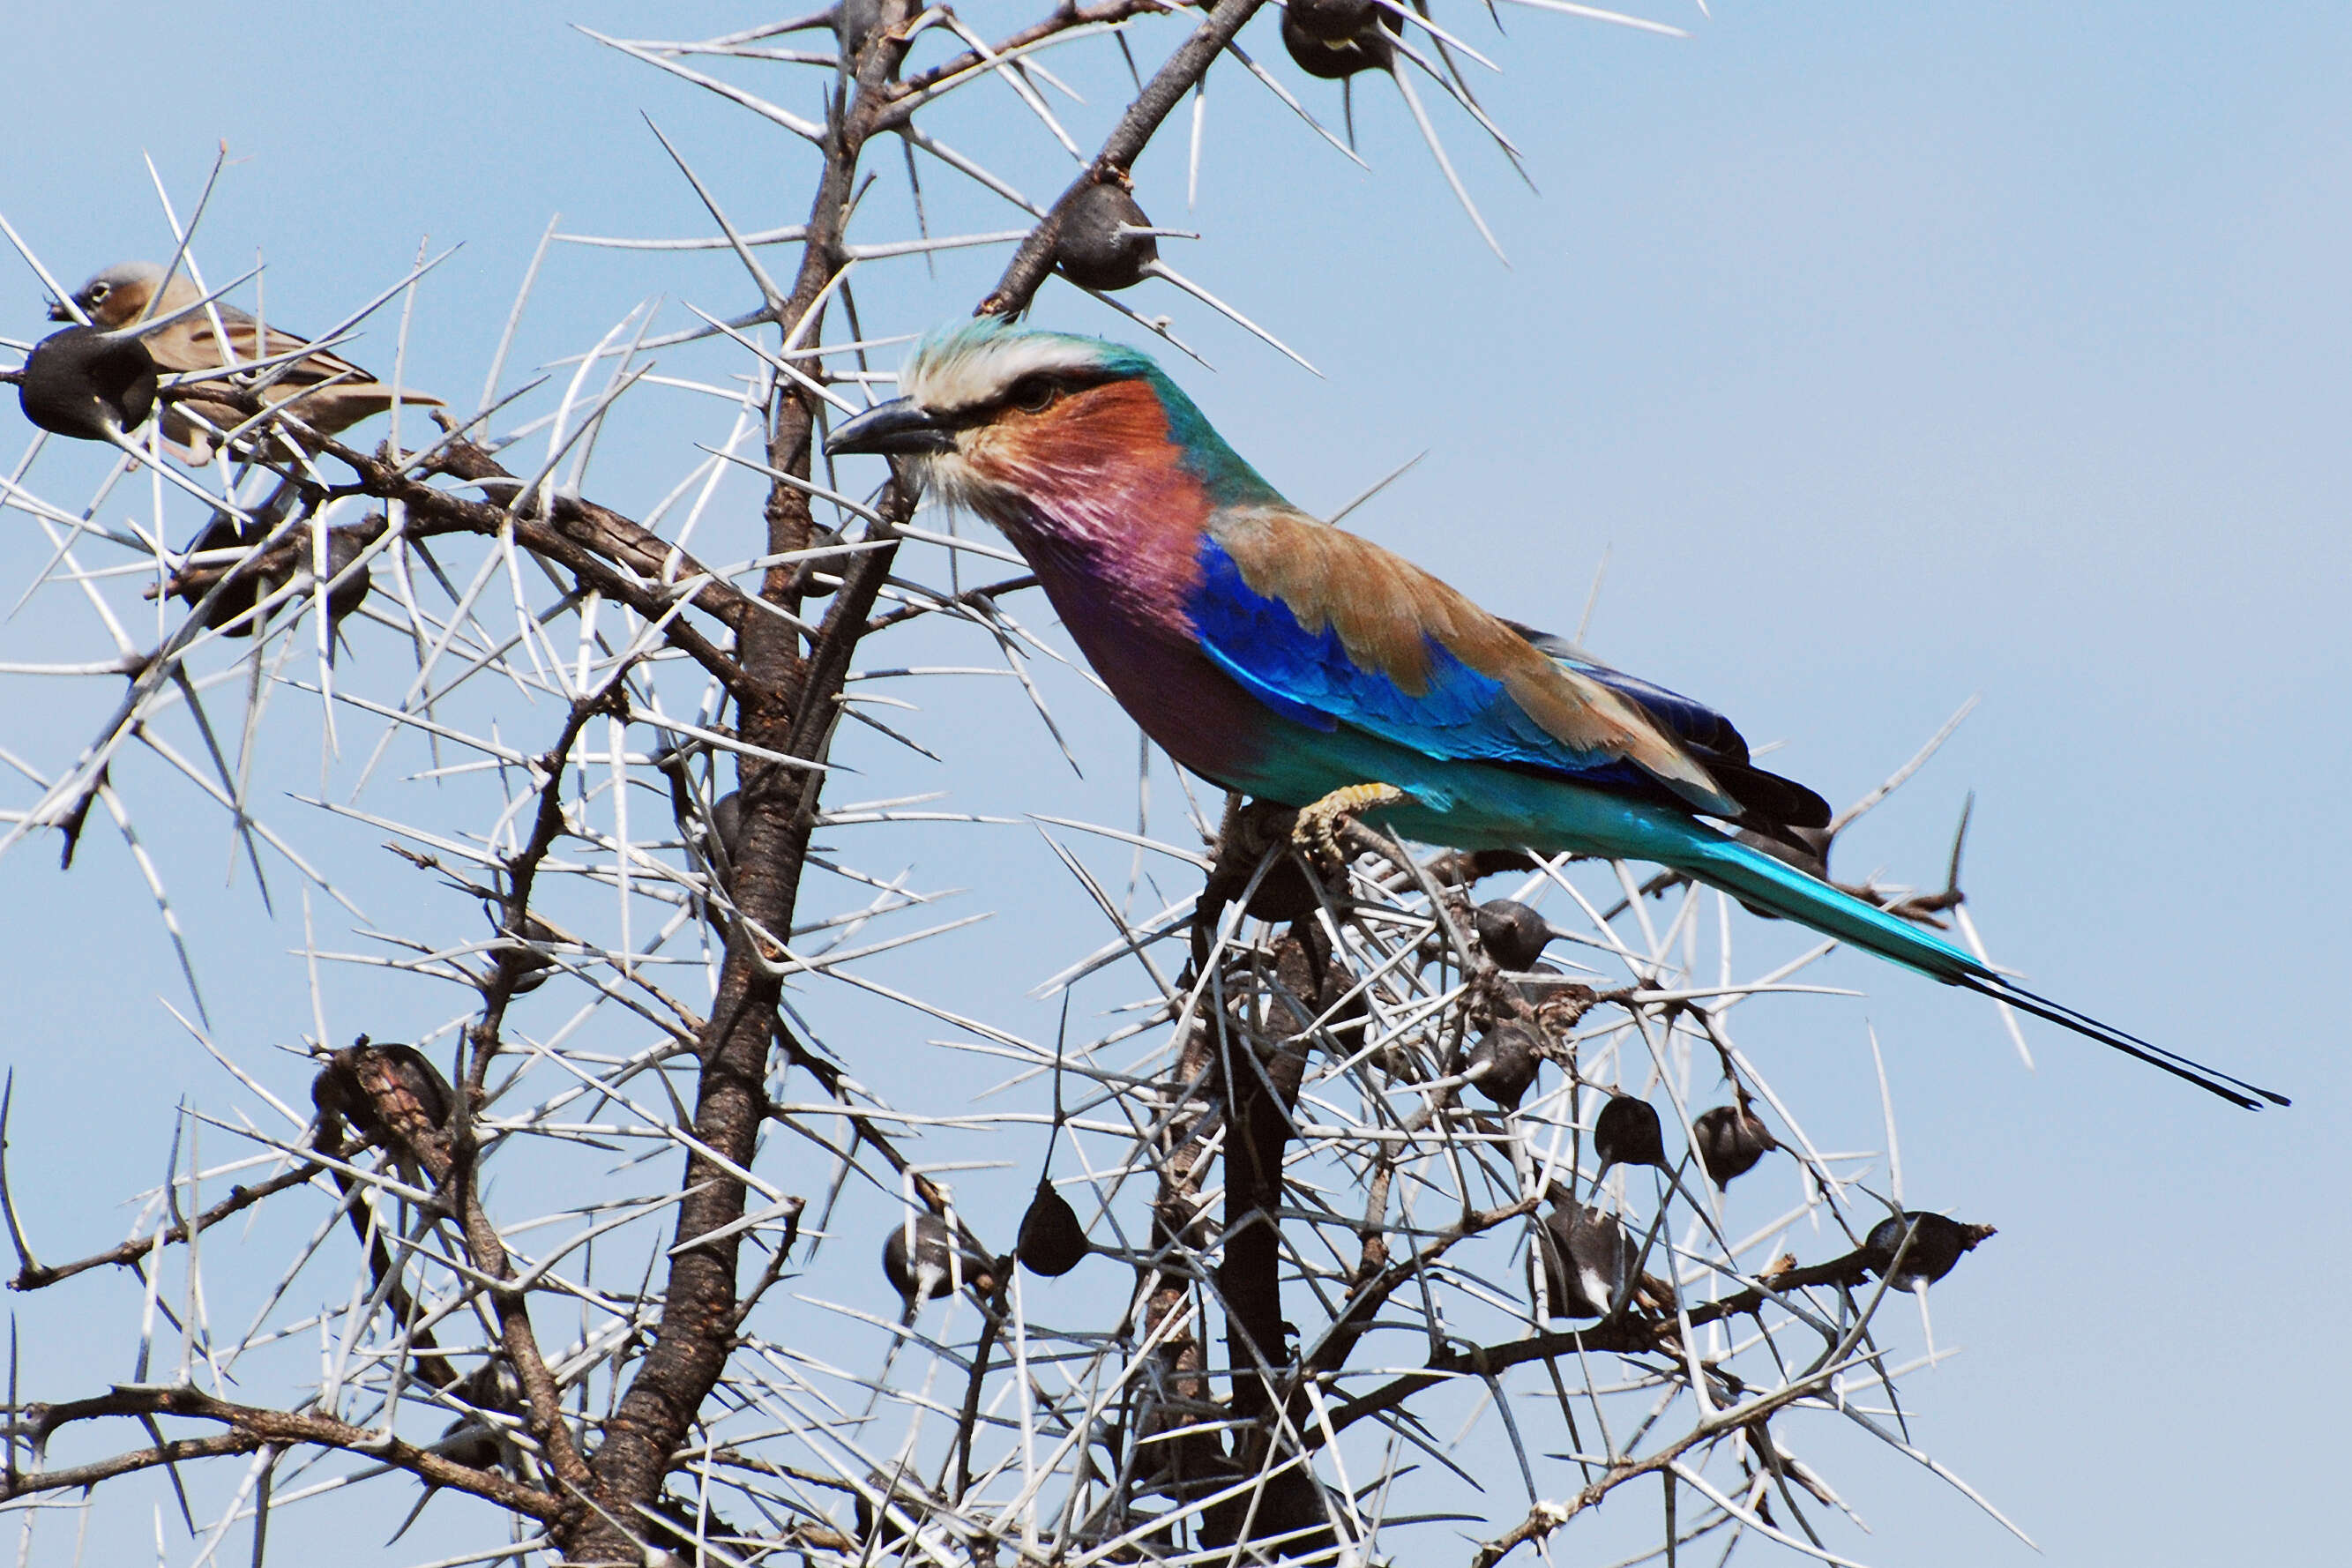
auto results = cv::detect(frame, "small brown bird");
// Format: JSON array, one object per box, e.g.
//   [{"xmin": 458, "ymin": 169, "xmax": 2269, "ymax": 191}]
[{"xmin": 51, "ymin": 261, "xmax": 440, "ymax": 464}]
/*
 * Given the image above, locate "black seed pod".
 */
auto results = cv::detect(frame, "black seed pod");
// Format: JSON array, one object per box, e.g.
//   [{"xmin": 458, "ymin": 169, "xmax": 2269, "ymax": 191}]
[
  {"xmin": 169, "ymin": 519, "xmax": 371, "ymax": 638},
  {"xmin": 1053, "ymin": 181, "xmax": 1159, "ymax": 293},
  {"xmin": 1281, "ymin": 3, "xmax": 1396, "ymax": 78},
  {"xmin": 172, "ymin": 516, "xmax": 271, "ymax": 633},
  {"xmin": 491, "ymin": 907, "xmax": 563, "ymax": 995},
  {"xmin": 882, "ymin": 1212, "xmax": 989, "ymax": 1302},
  {"xmin": 1243, "ymin": 856, "xmax": 1320, "ymax": 921},
  {"xmin": 1287, "ymin": 0, "xmax": 1381, "ymax": 42},
  {"xmin": 708, "ymin": 790, "xmax": 744, "ymax": 867},
  {"xmin": 17, "ymin": 326, "xmax": 157, "ymax": 441},
  {"xmin": 854, "ymin": 1467, "xmax": 932, "ymax": 1550},
  {"xmin": 319, "ymin": 525, "xmax": 373, "ymax": 635},
  {"xmin": 1863, "ymin": 1212, "xmax": 1992, "ymax": 1290},
  {"xmin": 1536, "ymin": 1201, "xmax": 1636, "ymax": 1319},
  {"xmin": 794, "ymin": 525, "xmax": 843, "ymax": 601},
  {"xmin": 1594, "ymin": 1094, "xmax": 1669, "ymax": 1174},
  {"xmin": 1519, "ymin": 960, "xmax": 1592, "ymax": 1010},
  {"xmin": 1473, "ymin": 898, "xmax": 1550, "ymax": 971},
  {"xmin": 1198, "ymin": 1463, "xmax": 1335, "ymax": 1557},
  {"xmin": 1018, "ymin": 1178, "xmax": 1089, "ymax": 1277},
  {"xmin": 1466, "ymin": 1020, "xmax": 1542, "ymax": 1110},
  {"xmin": 1692, "ymin": 1101, "xmax": 1779, "ymax": 1186}
]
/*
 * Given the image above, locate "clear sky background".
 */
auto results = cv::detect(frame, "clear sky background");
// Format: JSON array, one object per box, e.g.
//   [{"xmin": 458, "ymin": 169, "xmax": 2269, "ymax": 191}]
[{"xmin": 2, "ymin": 3, "xmax": 2348, "ymax": 1564}]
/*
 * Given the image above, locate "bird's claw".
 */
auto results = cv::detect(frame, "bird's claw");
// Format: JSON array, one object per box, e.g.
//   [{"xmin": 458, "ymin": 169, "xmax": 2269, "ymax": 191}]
[{"xmin": 1292, "ymin": 782, "xmax": 1409, "ymax": 871}]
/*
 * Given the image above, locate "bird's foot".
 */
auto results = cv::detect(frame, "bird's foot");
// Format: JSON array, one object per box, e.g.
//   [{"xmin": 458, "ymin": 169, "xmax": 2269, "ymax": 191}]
[{"xmin": 1292, "ymin": 781, "xmax": 1408, "ymax": 871}]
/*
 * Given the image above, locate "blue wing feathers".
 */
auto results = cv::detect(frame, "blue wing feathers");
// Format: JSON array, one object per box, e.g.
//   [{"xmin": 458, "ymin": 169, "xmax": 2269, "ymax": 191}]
[
  {"xmin": 1192, "ymin": 541, "xmax": 1826, "ymax": 827},
  {"xmin": 1193, "ymin": 541, "xmax": 1613, "ymax": 774}
]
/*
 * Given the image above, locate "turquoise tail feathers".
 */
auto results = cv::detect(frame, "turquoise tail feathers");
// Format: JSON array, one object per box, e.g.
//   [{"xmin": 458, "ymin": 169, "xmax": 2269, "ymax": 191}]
[
  {"xmin": 1226, "ymin": 727, "xmax": 2285, "ymax": 1108},
  {"xmin": 1679, "ymin": 832, "xmax": 1983, "ymax": 983},
  {"xmin": 1671, "ymin": 830, "xmax": 2289, "ymax": 1110}
]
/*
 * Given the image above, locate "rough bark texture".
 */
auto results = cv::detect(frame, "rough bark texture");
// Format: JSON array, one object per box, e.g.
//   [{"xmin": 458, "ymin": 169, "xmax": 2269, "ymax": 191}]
[{"xmin": 557, "ymin": 11, "xmax": 924, "ymax": 1556}]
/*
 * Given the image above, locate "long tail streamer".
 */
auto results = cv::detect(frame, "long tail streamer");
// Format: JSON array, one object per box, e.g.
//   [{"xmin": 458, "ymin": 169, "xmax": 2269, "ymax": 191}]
[{"xmin": 1682, "ymin": 831, "xmax": 2288, "ymax": 1110}]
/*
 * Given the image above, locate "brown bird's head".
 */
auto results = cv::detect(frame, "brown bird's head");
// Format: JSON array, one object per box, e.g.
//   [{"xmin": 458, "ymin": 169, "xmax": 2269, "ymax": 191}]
[{"xmin": 50, "ymin": 261, "xmax": 175, "ymax": 330}]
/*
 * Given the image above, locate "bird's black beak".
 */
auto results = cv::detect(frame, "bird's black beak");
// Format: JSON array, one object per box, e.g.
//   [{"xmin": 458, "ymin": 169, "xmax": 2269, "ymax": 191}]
[
  {"xmin": 45, "ymin": 298, "xmax": 71, "ymax": 323},
  {"xmin": 827, "ymin": 397, "xmax": 955, "ymax": 457}
]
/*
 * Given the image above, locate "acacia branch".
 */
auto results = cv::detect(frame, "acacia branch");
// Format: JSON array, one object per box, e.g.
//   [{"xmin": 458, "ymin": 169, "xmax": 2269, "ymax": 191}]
[
  {"xmin": 975, "ymin": 0, "xmax": 1267, "ymax": 317},
  {"xmin": 566, "ymin": 9, "xmax": 927, "ymax": 1551},
  {"xmin": 892, "ymin": 0, "xmax": 1181, "ymax": 98},
  {"xmin": 4, "ymin": 1385, "xmax": 559, "ymax": 1519},
  {"xmin": 1320, "ymin": 1233, "xmax": 1995, "ymax": 1449},
  {"xmin": 11, "ymin": 1161, "xmax": 322, "ymax": 1293},
  {"xmin": 318, "ymin": 437, "xmax": 758, "ymax": 691}
]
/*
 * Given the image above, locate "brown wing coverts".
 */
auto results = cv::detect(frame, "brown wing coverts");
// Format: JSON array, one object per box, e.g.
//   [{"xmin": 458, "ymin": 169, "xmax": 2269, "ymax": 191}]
[{"xmin": 1213, "ymin": 508, "xmax": 1741, "ymax": 816}]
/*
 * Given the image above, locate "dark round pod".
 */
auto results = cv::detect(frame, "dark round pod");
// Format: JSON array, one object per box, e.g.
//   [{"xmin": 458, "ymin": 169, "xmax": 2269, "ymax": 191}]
[
  {"xmin": 1240, "ymin": 855, "xmax": 1320, "ymax": 921},
  {"xmin": 852, "ymin": 1465, "xmax": 929, "ymax": 1551},
  {"xmin": 1473, "ymin": 898, "xmax": 1550, "ymax": 971},
  {"xmin": 1017, "ymin": 1177, "xmax": 1089, "ymax": 1277},
  {"xmin": 882, "ymin": 1212, "xmax": 988, "ymax": 1302},
  {"xmin": 491, "ymin": 907, "xmax": 563, "ymax": 994},
  {"xmin": 1536, "ymin": 1201, "xmax": 1635, "ymax": 1319},
  {"xmin": 170, "ymin": 520, "xmax": 370, "ymax": 638},
  {"xmin": 319, "ymin": 526, "xmax": 373, "ymax": 634},
  {"xmin": 1593, "ymin": 1093, "xmax": 1669, "ymax": 1173},
  {"xmin": 172, "ymin": 516, "xmax": 271, "ymax": 634},
  {"xmin": 1692, "ymin": 1101, "xmax": 1778, "ymax": 1186},
  {"xmin": 1517, "ymin": 959, "xmax": 1588, "ymax": 1009},
  {"xmin": 434, "ymin": 1408, "xmax": 511, "ymax": 1474},
  {"xmin": 17, "ymin": 326, "xmax": 157, "ymax": 442},
  {"xmin": 1466, "ymin": 1019, "xmax": 1541, "ymax": 1110},
  {"xmin": 792, "ymin": 524, "xmax": 844, "ymax": 601},
  {"xmin": 1287, "ymin": 0, "xmax": 1381, "ymax": 43},
  {"xmin": 1053, "ymin": 181, "xmax": 1159, "ymax": 293},
  {"xmin": 1863, "ymin": 1211, "xmax": 1990, "ymax": 1291},
  {"xmin": 1281, "ymin": 3, "xmax": 1396, "ymax": 79},
  {"xmin": 642, "ymin": 1493, "xmax": 748, "ymax": 1562},
  {"xmin": 1198, "ymin": 1463, "xmax": 1335, "ymax": 1557},
  {"xmin": 708, "ymin": 790, "xmax": 744, "ymax": 867}
]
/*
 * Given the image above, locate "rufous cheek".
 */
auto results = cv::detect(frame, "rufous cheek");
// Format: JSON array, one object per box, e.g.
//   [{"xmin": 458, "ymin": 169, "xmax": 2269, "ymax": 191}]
[{"xmin": 960, "ymin": 423, "xmax": 1019, "ymax": 476}]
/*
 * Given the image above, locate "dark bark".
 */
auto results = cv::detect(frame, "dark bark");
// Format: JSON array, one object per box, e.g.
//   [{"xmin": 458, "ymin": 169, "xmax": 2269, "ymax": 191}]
[{"xmin": 556, "ymin": 9, "xmax": 922, "ymax": 1556}]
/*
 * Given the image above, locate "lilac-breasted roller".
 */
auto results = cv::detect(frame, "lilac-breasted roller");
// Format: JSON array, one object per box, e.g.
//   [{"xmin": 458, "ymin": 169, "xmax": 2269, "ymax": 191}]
[{"xmin": 830, "ymin": 320, "xmax": 2282, "ymax": 1109}]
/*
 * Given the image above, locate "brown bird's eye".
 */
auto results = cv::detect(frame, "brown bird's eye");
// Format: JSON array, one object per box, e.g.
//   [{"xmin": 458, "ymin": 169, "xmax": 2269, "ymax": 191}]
[
  {"xmin": 1008, "ymin": 376, "xmax": 1057, "ymax": 414},
  {"xmin": 87, "ymin": 283, "xmax": 109, "ymax": 302}
]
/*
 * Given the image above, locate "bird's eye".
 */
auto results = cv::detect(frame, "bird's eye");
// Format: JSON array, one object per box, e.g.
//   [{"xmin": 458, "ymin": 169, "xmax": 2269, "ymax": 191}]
[
  {"xmin": 87, "ymin": 284, "xmax": 108, "ymax": 302},
  {"xmin": 1007, "ymin": 376, "xmax": 1058, "ymax": 414}
]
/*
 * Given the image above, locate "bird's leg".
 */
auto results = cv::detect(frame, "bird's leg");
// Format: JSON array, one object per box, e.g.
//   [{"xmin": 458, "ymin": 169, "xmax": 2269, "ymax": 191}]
[{"xmin": 1291, "ymin": 781, "xmax": 1409, "ymax": 870}]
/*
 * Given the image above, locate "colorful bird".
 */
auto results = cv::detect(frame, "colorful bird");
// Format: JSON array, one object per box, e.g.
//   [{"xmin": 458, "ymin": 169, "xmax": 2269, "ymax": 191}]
[
  {"xmin": 829, "ymin": 320, "xmax": 2284, "ymax": 1109},
  {"xmin": 51, "ymin": 261, "xmax": 440, "ymax": 464}
]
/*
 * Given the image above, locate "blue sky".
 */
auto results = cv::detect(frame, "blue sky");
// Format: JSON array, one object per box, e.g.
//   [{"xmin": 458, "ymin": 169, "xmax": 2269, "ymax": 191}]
[{"xmin": 3, "ymin": 3, "xmax": 2346, "ymax": 1563}]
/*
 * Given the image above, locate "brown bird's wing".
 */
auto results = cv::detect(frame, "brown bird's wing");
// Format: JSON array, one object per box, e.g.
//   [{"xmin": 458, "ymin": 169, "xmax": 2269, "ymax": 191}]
[{"xmin": 143, "ymin": 301, "xmax": 440, "ymax": 449}]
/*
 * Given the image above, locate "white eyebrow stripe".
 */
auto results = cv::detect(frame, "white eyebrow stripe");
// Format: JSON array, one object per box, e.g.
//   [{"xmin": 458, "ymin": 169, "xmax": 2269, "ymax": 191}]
[{"xmin": 901, "ymin": 332, "xmax": 1110, "ymax": 414}]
